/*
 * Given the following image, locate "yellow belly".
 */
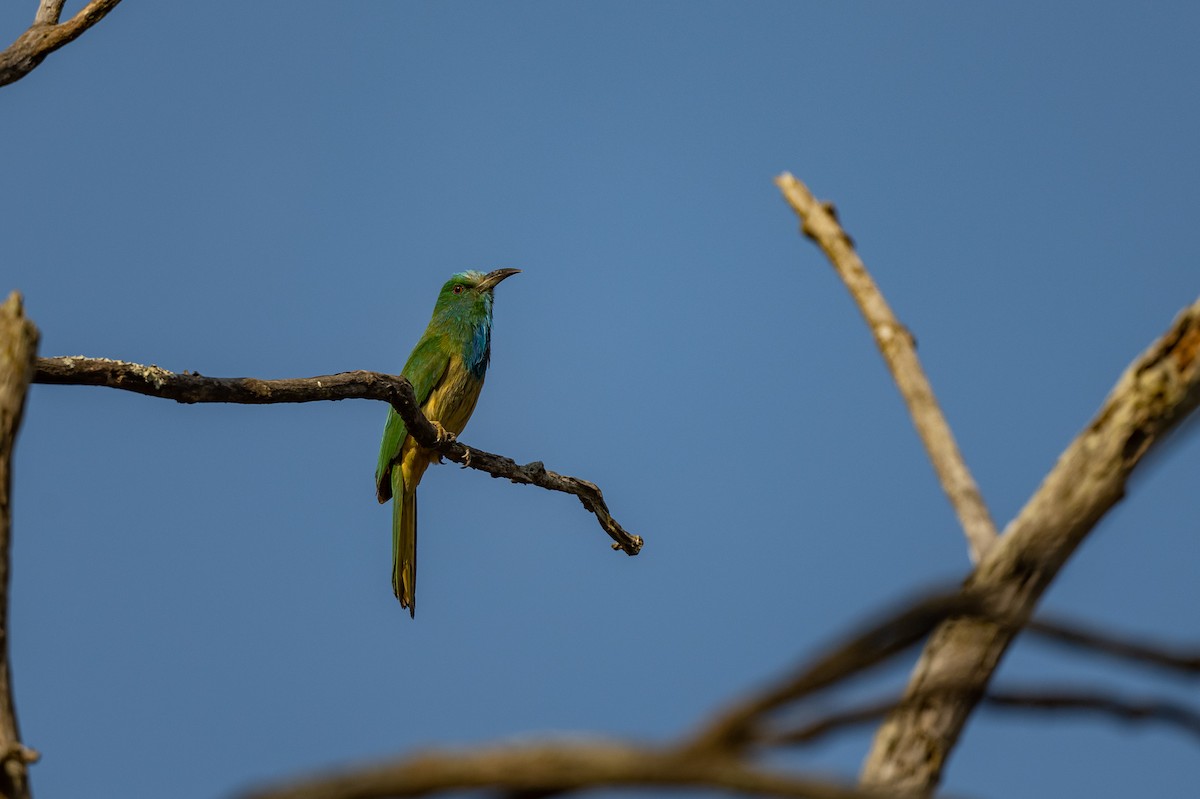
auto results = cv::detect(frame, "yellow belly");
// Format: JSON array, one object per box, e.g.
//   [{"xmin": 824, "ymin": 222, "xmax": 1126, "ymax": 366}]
[
  {"xmin": 422, "ymin": 353, "xmax": 485, "ymax": 437},
  {"xmin": 399, "ymin": 353, "xmax": 485, "ymax": 487}
]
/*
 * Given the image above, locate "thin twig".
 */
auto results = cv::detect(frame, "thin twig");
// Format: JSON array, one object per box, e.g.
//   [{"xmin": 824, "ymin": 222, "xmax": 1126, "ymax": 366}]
[
  {"xmin": 770, "ymin": 616, "xmax": 1200, "ymax": 745},
  {"xmin": 0, "ymin": 293, "xmax": 38, "ymax": 799},
  {"xmin": 769, "ymin": 686, "xmax": 1200, "ymax": 747},
  {"xmin": 861, "ymin": 296, "xmax": 1200, "ymax": 794},
  {"xmin": 987, "ymin": 688, "xmax": 1200, "ymax": 741},
  {"xmin": 33, "ymin": 356, "xmax": 643, "ymax": 556},
  {"xmin": 769, "ymin": 699, "xmax": 896, "ymax": 747},
  {"xmin": 775, "ymin": 173, "xmax": 998, "ymax": 563},
  {"xmin": 2, "ymin": 0, "xmax": 123, "ymax": 87},
  {"xmin": 1028, "ymin": 616, "xmax": 1200, "ymax": 676}
]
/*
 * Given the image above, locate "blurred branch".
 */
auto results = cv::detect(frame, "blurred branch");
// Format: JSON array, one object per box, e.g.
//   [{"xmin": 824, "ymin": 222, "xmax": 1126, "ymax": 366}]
[
  {"xmin": 243, "ymin": 580, "xmax": 1200, "ymax": 799},
  {"xmin": 32, "ymin": 356, "xmax": 643, "ymax": 556},
  {"xmin": 985, "ymin": 688, "xmax": 1200, "ymax": 741},
  {"xmin": 34, "ymin": 1, "xmax": 65, "ymax": 26},
  {"xmin": 773, "ymin": 699, "xmax": 894, "ymax": 747},
  {"xmin": 861, "ymin": 295, "xmax": 1200, "ymax": 795},
  {"xmin": 242, "ymin": 740, "xmax": 923, "ymax": 799},
  {"xmin": 2, "ymin": 0, "xmax": 123, "ymax": 86},
  {"xmin": 771, "ymin": 686, "xmax": 1200, "ymax": 747},
  {"xmin": 771, "ymin": 615, "xmax": 1200, "ymax": 746},
  {"xmin": 0, "ymin": 293, "xmax": 40, "ymax": 799},
  {"xmin": 495, "ymin": 591, "xmax": 988, "ymax": 799},
  {"xmin": 698, "ymin": 592, "xmax": 1200, "ymax": 752},
  {"xmin": 1028, "ymin": 616, "xmax": 1200, "ymax": 676},
  {"xmin": 686, "ymin": 591, "xmax": 994, "ymax": 754},
  {"xmin": 774, "ymin": 173, "xmax": 997, "ymax": 564}
]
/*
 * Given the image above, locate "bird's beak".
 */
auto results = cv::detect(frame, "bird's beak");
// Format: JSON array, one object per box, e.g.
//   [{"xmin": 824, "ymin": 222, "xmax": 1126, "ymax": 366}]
[{"xmin": 477, "ymin": 268, "xmax": 521, "ymax": 292}]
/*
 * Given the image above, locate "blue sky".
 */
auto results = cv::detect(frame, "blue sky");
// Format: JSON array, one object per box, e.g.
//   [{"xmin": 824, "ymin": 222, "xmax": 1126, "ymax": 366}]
[{"xmin": 3, "ymin": 2, "xmax": 1198, "ymax": 797}]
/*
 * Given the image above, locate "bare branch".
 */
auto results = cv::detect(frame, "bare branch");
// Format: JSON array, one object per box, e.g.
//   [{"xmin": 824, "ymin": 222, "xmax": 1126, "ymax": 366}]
[
  {"xmin": 985, "ymin": 688, "xmax": 1200, "ymax": 742},
  {"xmin": 33, "ymin": 356, "xmax": 643, "ymax": 556},
  {"xmin": 241, "ymin": 741, "xmax": 924, "ymax": 799},
  {"xmin": 428, "ymin": 589, "xmax": 1200, "ymax": 799},
  {"xmin": 1029, "ymin": 616, "xmax": 1200, "ymax": 676},
  {"xmin": 237, "ymin": 573, "xmax": 1198, "ymax": 799},
  {"xmin": 771, "ymin": 686, "xmax": 1200, "ymax": 747},
  {"xmin": 0, "ymin": 293, "xmax": 39, "ymax": 799},
  {"xmin": 2, "ymin": 0, "xmax": 123, "ymax": 87},
  {"xmin": 771, "ymin": 698, "xmax": 898, "ymax": 747},
  {"xmin": 34, "ymin": 1, "xmax": 66, "ymax": 26},
  {"xmin": 774, "ymin": 173, "xmax": 997, "ymax": 563},
  {"xmin": 861, "ymin": 296, "xmax": 1200, "ymax": 795}
]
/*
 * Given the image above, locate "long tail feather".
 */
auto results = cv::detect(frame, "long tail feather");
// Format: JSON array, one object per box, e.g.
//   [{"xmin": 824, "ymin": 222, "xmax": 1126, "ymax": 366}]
[{"xmin": 391, "ymin": 468, "xmax": 418, "ymax": 618}]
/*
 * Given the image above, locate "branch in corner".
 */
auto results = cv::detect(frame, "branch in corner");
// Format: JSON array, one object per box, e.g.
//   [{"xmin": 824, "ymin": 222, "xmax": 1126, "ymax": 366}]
[
  {"xmin": 32, "ymin": 356, "xmax": 642, "ymax": 556},
  {"xmin": 2, "ymin": 0, "xmax": 124, "ymax": 87}
]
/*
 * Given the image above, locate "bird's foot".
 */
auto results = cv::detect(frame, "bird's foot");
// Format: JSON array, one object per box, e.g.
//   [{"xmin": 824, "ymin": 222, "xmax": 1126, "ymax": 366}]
[
  {"xmin": 460, "ymin": 447, "xmax": 472, "ymax": 469},
  {"xmin": 430, "ymin": 420, "xmax": 456, "ymax": 446},
  {"xmin": 430, "ymin": 421, "xmax": 457, "ymax": 465}
]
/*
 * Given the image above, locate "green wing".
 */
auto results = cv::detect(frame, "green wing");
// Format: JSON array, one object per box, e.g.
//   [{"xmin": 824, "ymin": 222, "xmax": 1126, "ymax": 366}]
[{"xmin": 375, "ymin": 332, "xmax": 451, "ymax": 501}]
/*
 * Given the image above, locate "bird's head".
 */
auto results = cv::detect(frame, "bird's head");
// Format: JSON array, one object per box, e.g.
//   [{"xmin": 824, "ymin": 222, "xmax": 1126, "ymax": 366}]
[{"xmin": 433, "ymin": 268, "xmax": 521, "ymax": 319}]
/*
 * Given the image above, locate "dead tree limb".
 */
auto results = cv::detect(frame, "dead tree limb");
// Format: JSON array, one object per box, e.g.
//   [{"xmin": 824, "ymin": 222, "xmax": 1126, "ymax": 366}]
[
  {"xmin": 242, "ymin": 740, "xmax": 926, "ymax": 799},
  {"xmin": 770, "ymin": 685, "xmax": 1200, "ymax": 748},
  {"xmin": 1028, "ymin": 616, "xmax": 1200, "ymax": 676},
  {"xmin": 685, "ymin": 591, "xmax": 994, "ymax": 754},
  {"xmin": 984, "ymin": 688, "xmax": 1200, "ymax": 741},
  {"xmin": 1, "ymin": 0, "xmax": 123, "ymax": 87},
  {"xmin": 0, "ymin": 293, "xmax": 40, "ymax": 799},
  {"xmin": 32, "ymin": 356, "xmax": 642, "ymax": 556},
  {"xmin": 240, "ymin": 587, "xmax": 1200, "ymax": 799},
  {"xmin": 860, "ymin": 295, "xmax": 1200, "ymax": 794},
  {"xmin": 775, "ymin": 173, "xmax": 997, "ymax": 563}
]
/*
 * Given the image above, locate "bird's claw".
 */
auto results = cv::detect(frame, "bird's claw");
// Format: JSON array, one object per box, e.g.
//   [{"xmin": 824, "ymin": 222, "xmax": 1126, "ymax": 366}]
[
  {"xmin": 431, "ymin": 421, "xmax": 456, "ymax": 446},
  {"xmin": 460, "ymin": 447, "xmax": 472, "ymax": 469}
]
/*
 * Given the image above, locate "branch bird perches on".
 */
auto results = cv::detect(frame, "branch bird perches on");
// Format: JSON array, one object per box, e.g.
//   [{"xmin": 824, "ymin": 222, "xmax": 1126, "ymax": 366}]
[
  {"xmin": 32, "ymin": 356, "xmax": 642, "ymax": 557},
  {"xmin": 7, "ymin": 169, "xmax": 1200, "ymax": 799}
]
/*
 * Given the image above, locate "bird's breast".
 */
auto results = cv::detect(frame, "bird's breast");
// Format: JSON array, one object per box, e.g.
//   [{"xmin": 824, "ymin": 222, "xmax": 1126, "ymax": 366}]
[{"xmin": 422, "ymin": 353, "xmax": 485, "ymax": 438}]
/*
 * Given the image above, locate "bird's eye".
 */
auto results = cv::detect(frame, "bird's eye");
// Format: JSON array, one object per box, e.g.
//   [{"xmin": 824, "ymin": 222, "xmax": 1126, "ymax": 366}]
[{"xmin": 453, "ymin": 285, "xmax": 464, "ymax": 294}]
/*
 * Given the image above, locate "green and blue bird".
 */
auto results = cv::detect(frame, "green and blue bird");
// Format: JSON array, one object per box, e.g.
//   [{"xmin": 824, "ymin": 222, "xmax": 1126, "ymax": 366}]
[{"xmin": 375, "ymin": 268, "xmax": 520, "ymax": 617}]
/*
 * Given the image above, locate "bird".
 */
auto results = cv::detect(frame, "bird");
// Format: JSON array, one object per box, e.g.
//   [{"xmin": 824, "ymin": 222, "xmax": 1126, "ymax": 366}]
[{"xmin": 375, "ymin": 268, "xmax": 520, "ymax": 617}]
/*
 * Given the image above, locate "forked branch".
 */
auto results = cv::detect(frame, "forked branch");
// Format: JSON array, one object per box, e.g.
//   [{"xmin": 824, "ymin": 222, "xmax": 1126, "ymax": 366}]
[
  {"xmin": 1, "ymin": 0, "xmax": 123, "ymax": 86},
  {"xmin": 860, "ymin": 295, "xmax": 1200, "ymax": 794},
  {"xmin": 33, "ymin": 357, "xmax": 642, "ymax": 556}
]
